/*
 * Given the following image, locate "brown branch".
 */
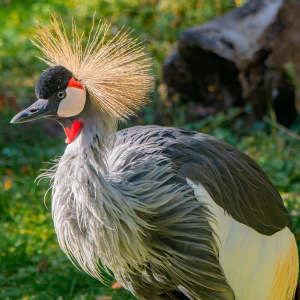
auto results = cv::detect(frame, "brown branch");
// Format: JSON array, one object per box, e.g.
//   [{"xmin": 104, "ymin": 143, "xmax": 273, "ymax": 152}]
[{"xmin": 263, "ymin": 116, "xmax": 300, "ymax": 142}]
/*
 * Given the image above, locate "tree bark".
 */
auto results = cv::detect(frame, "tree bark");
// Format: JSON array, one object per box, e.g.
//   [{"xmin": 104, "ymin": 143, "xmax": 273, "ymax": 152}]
[{"xmin": 163, "ymin": 0, "xmax": 300, "ymax": 126}]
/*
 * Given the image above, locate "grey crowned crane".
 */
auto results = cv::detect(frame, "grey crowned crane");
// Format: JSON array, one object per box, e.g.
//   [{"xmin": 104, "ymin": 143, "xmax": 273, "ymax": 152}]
[{"xmin": 11, "ymin": 16, "xmax": 299, "ymax": 300}]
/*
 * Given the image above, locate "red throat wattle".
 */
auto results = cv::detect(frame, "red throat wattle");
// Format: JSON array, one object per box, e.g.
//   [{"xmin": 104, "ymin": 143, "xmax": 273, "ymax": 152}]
[{"xmin": 64, "ymin": 120, "xmax": 83, "ymax": 144}]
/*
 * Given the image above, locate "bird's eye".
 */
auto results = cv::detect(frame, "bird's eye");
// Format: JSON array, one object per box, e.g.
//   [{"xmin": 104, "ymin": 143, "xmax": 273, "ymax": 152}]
[{"xmin": 57, "ymin": 91, "xmax": 66, "ymax": 99}]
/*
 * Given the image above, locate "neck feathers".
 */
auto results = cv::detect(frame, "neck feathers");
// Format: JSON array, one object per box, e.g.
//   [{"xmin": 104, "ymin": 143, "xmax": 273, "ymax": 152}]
[
  {"xmin": 47, "ymin": 113, "xmax": 150, "ymax": 281},
  {"xmin": 71, "ymin": 101, "xmax": 117, "ymax": 147}
]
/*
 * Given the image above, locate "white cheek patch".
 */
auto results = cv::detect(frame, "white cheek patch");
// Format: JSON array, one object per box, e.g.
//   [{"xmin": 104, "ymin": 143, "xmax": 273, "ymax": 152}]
[{"xmin": 57, "ymin": 87, "xmax": 86, "ymax": 117}]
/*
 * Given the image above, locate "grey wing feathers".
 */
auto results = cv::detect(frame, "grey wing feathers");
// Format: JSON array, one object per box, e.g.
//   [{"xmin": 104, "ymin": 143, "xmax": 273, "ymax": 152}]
[
  {"xmin": 110, "ymin": 125, "xmax": 291, "ymax": 300},
  {"xmin": 167, "ymin": 132, "xmax": 290, "ymax": 235},
  {"xmin": 111, "ymin": 126, "xmax": 236, "ymax": 300},
  {"xmin": 114, "ymin": 125, "xmax": 291, "ymax": 236}
]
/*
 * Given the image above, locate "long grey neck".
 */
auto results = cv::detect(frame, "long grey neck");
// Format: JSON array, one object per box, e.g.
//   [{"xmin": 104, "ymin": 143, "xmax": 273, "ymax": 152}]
[{"xmin": 64, "ymin": 103, "xmax": 118, "ymax": 172}]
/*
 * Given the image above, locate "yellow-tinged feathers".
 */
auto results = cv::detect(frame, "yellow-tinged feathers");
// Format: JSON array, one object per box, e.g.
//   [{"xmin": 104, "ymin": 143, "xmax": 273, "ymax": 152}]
[
  {"xmin": 31, "ymin": 14, "xmax": 154, "ymax": 120},
  {"xmin": 188, "ymin": 179, "xmax": 299, "ymax": 300},
  {"xmin": 267, "ymin": 234, "xmax": 299, "ymax": 300}
]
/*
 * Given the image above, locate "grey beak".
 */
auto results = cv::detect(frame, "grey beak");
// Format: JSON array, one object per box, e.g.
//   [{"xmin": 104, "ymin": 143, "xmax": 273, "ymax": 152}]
[{"xmin": 10, "ymin": 99, "xmax": 57, "ymax": 124}]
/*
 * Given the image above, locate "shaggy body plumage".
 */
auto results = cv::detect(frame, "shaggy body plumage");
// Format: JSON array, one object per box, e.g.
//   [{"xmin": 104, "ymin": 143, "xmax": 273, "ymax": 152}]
[
  {"xmin": 47, "ymin": 113, "xmax": 298, "ymax": 300},
  {"xmin": 49, "ymin": 112, "xmax": 233, "ymax": 300}
]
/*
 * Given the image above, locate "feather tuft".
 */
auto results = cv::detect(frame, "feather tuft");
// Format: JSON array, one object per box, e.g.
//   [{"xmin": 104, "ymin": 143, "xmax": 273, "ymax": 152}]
[{"xmin": 31, "ymin": 14, "xmax": 154, "ymax": 120}]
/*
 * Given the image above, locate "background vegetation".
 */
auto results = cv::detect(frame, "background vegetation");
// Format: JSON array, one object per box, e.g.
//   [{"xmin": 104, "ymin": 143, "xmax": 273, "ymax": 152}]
[{"xmin": 1, "ymin": 0, "xmax": 300, "ymax": 299}]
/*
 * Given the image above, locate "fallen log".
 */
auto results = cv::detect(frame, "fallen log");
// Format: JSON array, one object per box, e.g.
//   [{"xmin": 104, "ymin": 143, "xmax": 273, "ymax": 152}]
[{"xmin": 163, "ymin": 0, "xmax": 300, "ymax": 126}]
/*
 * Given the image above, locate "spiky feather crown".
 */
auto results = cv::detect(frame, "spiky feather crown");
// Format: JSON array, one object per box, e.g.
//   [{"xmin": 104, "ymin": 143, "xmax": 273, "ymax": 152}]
[{"xmin": 31, "ymin": 15, "xmax": 154, "ymax": 120}]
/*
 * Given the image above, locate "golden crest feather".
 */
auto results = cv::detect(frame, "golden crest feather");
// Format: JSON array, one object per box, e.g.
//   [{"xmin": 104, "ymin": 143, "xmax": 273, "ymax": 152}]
[{"xmin": 31, "ymin": 14, "xmax": 154, "ymax": 120}]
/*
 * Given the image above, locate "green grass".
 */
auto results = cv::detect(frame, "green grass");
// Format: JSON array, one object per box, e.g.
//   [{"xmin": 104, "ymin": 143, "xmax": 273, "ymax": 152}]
[{"xmin": 1, "ymin": 0, "xmax": 300, "ymax": 299}]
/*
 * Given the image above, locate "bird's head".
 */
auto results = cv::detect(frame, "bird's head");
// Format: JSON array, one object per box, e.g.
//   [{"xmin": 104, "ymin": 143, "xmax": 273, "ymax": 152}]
[
  {"xmin": 11, "ymin": 15, "xmax": 154, "ymax": 144},
  {"xmin": 11, "ymin": 65, "xmax": 88, "ymax": 143}
]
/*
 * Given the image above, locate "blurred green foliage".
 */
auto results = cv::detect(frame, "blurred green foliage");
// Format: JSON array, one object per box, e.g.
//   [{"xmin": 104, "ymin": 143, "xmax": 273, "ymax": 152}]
[
  {"xmin": 0, "ymin": 0, "xmax": 242, "ymax": 105},
  {"xmin": 1, "ymin": 0, "xmax": 300, "ymax": 300}
]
